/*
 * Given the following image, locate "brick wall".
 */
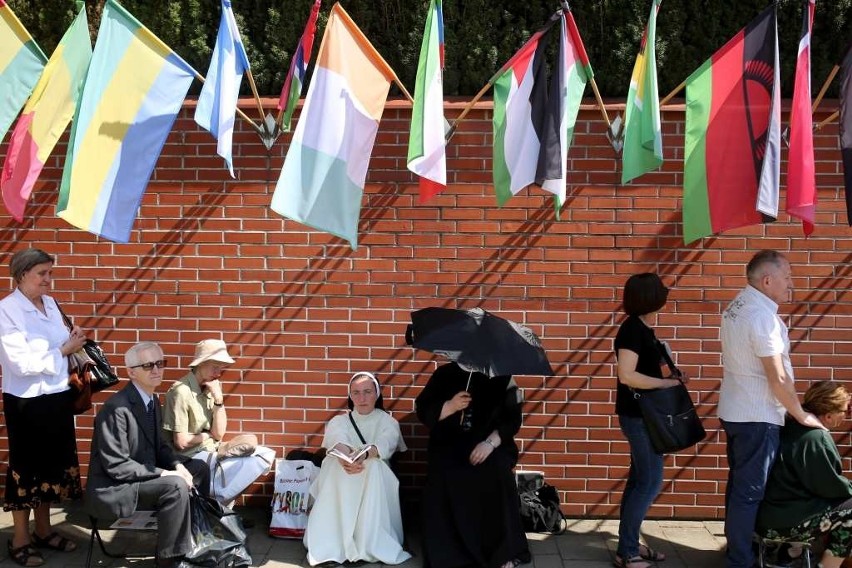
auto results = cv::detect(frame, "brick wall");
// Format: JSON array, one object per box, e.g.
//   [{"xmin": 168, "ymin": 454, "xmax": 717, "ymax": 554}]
[{"xmin": 0, "ymin": 98, "xmax": 850, "ymax": 519}]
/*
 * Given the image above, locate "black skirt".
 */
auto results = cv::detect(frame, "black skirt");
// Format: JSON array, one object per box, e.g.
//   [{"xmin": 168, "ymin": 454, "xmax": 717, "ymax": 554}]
[{"xmin": 3, "ymin": 390, "xmax": 82, "ymax": 510}]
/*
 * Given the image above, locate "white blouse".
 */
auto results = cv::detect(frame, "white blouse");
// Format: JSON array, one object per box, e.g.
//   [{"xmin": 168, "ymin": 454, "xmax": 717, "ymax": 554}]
[{"xmin": 0, "ymin": 288, "xmax": 70, "ymax": 398}]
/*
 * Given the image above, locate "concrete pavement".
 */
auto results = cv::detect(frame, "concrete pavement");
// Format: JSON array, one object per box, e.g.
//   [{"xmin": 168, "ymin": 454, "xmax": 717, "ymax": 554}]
[{"xmin": 0, "ymin": 502, "xmax": 729, "ymax": 567}]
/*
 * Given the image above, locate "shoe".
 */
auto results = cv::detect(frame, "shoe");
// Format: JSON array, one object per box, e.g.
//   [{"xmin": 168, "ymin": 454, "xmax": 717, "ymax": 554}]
[
  {"xmin": 31, "ymin": 531, "xmax": 77, "ymax": 552},
  {"xmin": 638, "ymin": 544, "xmax": 666, "ymax": 562},
  {"xmin": 7, "ymin": 541, "xmax": 44, "ymax": 567}
]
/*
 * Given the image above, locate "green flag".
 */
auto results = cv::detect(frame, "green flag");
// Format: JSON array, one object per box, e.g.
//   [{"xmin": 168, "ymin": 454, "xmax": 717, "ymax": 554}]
[{"xmin": 621, "ymin": 0, "xmax": 662, "ymax": 184}]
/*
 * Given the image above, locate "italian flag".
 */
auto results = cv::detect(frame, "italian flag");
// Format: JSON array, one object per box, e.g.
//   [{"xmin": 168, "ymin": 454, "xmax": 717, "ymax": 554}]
[
  {"xmin": 682, "ymin": 4, "xmax": 781, "ymax": 244},
  {"xmin": 407, "ymin": 0, "xmax": 446, "ymax": 203}
]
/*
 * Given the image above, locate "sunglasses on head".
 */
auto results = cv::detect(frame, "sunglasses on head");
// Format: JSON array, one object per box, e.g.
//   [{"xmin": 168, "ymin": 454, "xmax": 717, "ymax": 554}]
[{"xmin": 131, "ymin": 360, "xmax": 166, "ymax": 371}]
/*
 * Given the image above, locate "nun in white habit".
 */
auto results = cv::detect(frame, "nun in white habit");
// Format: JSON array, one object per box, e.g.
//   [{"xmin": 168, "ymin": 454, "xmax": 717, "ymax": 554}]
[{"xmin": 304, "ymin": 372, "xmax": 411, "ymax": 566}]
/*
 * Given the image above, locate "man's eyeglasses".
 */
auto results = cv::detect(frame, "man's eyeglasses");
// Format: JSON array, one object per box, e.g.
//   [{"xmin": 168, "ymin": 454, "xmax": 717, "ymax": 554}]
[{"xmin": 131, "ymin": 360, "xmax": 166, "ymax": 371}]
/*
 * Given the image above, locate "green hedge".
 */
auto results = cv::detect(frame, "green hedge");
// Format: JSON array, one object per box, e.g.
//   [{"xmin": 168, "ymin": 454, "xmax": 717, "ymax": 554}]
[{"xmin": 9, "ymin": 0, "xmax": 852, "ymax": 99}]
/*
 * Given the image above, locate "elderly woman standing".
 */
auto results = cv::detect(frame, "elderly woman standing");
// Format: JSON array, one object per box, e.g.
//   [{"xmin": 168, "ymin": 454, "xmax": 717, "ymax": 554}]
[
  {"xmin": 304, "ymin": 372, "xmax": 410, "ymax": 566},
  {"xmin": 0, "ymin": 248, "xmax": 87, "ymax": 567}
]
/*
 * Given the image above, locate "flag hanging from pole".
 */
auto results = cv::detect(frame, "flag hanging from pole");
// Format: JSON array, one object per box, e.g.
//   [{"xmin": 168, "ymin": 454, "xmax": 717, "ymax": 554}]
[
  {"xmin": 277, "ymin": 0, "xmax": 321, "ymax": 132},
  {"xmin": 682, "ymin": 4, "xmax": 781, "ymax": 244},
  {"xmin": 786, "ymin": 0, "xmax": 816, "ymax": 235},
  {"xmin": 621, "ymin": 0, "xmax": 663, "ymax": 184},
  {"xmin": 57, "ymin": 0, "xmax": 196, "ymax": 243},
  {"xmin": 407, "ymin": 0, "xmax": 446, "ymax": 203},
  {"xmin": 840, "ymin": 42, "xmax": 852, "ymax": 226},
  {"xmin": 0, "ymin": 0, "xmax": 47, "ymax": 143},
  {"xmin": 270, "ymin": 3, "xmax": 398, "ymax": 249},
  {"xmin": 1, "ymin": 1, "xmax": 91, "ymax": 222},
  {"xmin": 536, "ymin": 8, "xmax": 592, "ymax": 210},
  {"xmin": 492, "ymin": 19, "xmax": 556, "ymax": 206},
  {"xmin": 194, "ymin": 0, "xmax": 250, "ymax": 177}
]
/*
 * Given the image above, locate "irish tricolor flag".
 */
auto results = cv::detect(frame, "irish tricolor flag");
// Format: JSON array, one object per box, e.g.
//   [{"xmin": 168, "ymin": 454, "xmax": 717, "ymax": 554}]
[
  {"xmin": 0, "ymin": 0, "xmax": 47, "ymax": 143},
  {"xmin": 1, "ymin": 2, "xmax": 91, "ymax": 221},
  {"xmin": 271, "ymin": 3, "xmax": 398, "ymax": 249},
  {"xmin": 407, "ymin": 0, "xmax": 446, "ymax": 203},
  {"xmin": 683, "ymin": 4, "xmax": 781, "ymax": 244}
]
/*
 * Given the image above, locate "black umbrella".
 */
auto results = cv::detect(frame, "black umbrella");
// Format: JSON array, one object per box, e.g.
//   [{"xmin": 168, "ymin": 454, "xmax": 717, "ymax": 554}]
[{"xmin": 405, "ymin": 307, "xmax": 554, "ymax": 377}]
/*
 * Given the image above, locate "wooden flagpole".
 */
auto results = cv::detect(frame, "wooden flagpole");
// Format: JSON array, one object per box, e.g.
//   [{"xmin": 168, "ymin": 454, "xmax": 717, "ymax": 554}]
[
  {"xmin": 659, "ymin": 79, "xmax": 686, "ymax": 108},
  {"xmin": 814, "ymin": 110, "xmax": 839, "ymax": 131},
  {"xmin": 192, "ymin": 70, "xmax": 263, "ymax": 134},
  {"xmin": 245, "ymin": 69, "xmax": 271, "ymax": 134},
  {"xmin": 812, "ymin": 64, "xmax": 839, "ymax": 113},
  {"xmin": 588, "ymin": 77, "xmax": 611, "ymax": 128}
]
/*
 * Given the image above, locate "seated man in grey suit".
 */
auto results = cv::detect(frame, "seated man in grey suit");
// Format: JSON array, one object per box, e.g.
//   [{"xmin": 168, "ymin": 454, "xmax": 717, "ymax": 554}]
[{"xmin": 86, "ymin": 341, "xmax": 209, "ymax": 568}]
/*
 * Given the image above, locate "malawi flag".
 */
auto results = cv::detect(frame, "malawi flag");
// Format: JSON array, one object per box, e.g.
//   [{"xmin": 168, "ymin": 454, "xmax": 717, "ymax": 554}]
[
  {"xmin": 1, "ymin": 2, "xmax": 91, "ymax": 222},
  {"xmin": 786, "ymin": 0, "xmax": 816, "ymax": 235},
  {"xmin": 277, "ymin": 0, "xmax": 321, "ymax": 132},
  {"xmin": 841, "ymin": 42, "xmax": 852, "ymax": 225},
  {"xmin": 683, "ymin": 4, "xmax": 781, "ymax": 244},
  {"xmin": 492, "ymin": 19, "xmax": 555, "ymax": 206},
  {"xmin": 536, "ymin": 9, "xmax": 592, "ymax": 211},
  {"xmin": 621, "ymin": 0, "xmax": 663, "ymax": 184},
  {"xmin": 407, "ymin": 0, "xmax": 446, "ymax": 203}
]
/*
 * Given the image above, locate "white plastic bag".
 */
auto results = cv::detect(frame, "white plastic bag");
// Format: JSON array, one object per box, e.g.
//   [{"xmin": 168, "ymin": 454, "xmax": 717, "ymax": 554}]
[{"xmin": 269, "ymin": 458, "xmax": 318, "ymax": 539}]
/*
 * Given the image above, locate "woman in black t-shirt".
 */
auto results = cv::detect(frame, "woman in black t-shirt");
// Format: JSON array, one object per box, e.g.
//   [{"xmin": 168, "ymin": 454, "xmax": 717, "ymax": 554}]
[{"xmin": 613, "ymin": 273, "xmax": 685, "ymax": 568}]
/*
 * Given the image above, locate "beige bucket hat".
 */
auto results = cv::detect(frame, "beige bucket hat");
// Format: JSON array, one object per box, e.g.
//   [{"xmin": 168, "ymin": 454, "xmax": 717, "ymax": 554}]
[{"xmin": 189, "ymin": 339, "xmax": 236, "ymax": 368}]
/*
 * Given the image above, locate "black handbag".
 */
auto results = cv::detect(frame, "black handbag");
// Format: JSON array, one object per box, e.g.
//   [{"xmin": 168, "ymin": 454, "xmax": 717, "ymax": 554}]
[
  {"xmin": 632, "ymin": 340, "xmax": 706, "ymax": 453},
  {"xmin": 57, "ymin": 303, "xmax": 120, "ymax": 394}
]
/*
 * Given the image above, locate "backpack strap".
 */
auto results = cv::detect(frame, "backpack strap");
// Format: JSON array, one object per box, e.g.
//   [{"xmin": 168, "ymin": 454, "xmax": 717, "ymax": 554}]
[{"xmin": 348, "ymin": 411, "xmax": 367, "ymax": 445}]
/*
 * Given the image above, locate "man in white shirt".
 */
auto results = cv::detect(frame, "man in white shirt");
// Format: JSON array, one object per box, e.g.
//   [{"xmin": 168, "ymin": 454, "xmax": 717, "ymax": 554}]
[{"xmin": 718, "ymin": 250, "xmax": 824, "ymax": 568}]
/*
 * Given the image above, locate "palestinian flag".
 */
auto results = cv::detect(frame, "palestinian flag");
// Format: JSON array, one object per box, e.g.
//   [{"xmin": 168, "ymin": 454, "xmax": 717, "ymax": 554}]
[
  {"xmin": 786, "ymin": 0, "xmax": 816, "ymax": 235},
  {"xmin": 536, "ymin": 10, "xmax": 592, "ymax": 212},
  {"xmin": 840, "ymin": 42, "xmax": 852, "ymax": 225},
  {"xmin": 682, "ymin": 4, "xmax": 781, "ymax": 244},
  {"xmin": 492, "ymin": 23, "xmax": 553, "ymax": 206}
]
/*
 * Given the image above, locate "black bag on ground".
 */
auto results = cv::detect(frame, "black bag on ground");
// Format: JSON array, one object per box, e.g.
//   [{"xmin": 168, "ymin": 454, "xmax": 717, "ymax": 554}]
[
  {"xmin": 632, "ymin": 340, "xmax": 706, "ymax": 454},
  {"xmin": 178, "ymin": 491, "xmax": 251, "ymax": 567},
  {"xmin": 516, "ymin": 471, "xmax": 565, "ymax": 534}
]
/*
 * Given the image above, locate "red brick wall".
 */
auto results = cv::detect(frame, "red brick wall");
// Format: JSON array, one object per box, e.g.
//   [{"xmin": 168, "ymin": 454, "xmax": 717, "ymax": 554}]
[{"xmin": 0, "ymin": 98, "xmax": 850, "ymax": 519}]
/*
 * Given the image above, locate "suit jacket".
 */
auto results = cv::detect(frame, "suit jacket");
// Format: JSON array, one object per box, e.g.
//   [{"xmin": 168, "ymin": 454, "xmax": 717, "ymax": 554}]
[{"xmin": 86, "ymin": 383, "xmax": 187, "ymax": 519}]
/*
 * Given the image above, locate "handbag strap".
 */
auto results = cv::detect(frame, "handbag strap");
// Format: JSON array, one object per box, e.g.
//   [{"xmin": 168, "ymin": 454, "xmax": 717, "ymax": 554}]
[
  {"xmin": 54, "ymin": 300, "xmax": 74, "ymax": 332},
  {"xmin": 348, "ymin": 411, "xmax": 368, "ymax": 445},
  {"xmin": 655, "ymin": 339, "xmax": 683, "ymax": 381}
]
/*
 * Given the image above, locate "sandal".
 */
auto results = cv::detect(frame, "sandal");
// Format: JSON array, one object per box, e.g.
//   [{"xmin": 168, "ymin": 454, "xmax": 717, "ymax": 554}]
[
  {"xmin": 31, "ymin": 531, "xmax": 77, "ymax": 552},
  {"xmin": 7, "ymin": 541, "xmax": 44, "ymax": 567},
  {"xmin": 613, "ymin": 555, "xmax": 652, "ymax": 568},
  {"xmin": 638, "ymin": 544, "xmax": 666, "ymax": 562}
]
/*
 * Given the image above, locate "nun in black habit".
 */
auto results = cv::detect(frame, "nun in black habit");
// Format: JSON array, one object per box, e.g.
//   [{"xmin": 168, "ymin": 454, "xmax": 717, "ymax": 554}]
[{"xmin": 415, "ymin": 362, "xmax": 530, "ymax": 568}]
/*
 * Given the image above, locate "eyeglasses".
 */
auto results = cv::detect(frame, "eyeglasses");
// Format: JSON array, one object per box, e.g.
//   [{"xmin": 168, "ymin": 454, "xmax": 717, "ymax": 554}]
[{"xmin": 131, "ymin": 360, "xmax": 166, "ymax": 371}]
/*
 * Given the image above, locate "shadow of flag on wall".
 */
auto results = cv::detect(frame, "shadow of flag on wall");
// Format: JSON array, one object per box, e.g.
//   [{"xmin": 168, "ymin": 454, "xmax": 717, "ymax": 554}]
[{"xmin": 840, "ymin": 42, "xmax": 852, "ymax": 226}]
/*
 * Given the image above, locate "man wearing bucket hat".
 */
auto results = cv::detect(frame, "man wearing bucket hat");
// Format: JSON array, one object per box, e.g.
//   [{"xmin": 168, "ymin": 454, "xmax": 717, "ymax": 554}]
[{"xmin": 162, "ymin": 339, "xmax": 275, "ymax": 507}]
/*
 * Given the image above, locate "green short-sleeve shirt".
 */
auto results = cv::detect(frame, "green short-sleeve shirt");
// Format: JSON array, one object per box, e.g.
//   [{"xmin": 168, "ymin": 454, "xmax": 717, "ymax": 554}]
[{"xmin": 162, "ymin": 371, "xmax": 219, "ymax": 456}]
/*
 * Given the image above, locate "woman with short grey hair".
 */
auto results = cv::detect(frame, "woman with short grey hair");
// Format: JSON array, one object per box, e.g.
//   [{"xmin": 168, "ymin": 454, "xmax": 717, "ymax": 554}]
[{"xmin": 0, "ymin": 248, "xmax": 88, "ymax": 566}]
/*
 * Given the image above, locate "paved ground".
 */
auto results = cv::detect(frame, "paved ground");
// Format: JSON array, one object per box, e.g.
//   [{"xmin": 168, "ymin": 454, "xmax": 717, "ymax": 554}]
[{"xmin": 0, "ymin": 502, "xmax": 729, "ymax": 567}]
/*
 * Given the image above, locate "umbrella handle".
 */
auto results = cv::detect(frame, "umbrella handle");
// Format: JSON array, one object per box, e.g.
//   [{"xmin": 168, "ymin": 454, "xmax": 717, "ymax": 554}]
[{"xmin": 460, "ymin": 371, "xmax": 473, "ymax": 426}]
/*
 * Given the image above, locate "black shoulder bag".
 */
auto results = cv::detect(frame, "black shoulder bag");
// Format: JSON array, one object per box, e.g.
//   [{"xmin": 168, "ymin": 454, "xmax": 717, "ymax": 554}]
[
  {"xmin": 631, "ymin": 340, "xmax": 706, "ymax": 453},
  {"xmin": 56, "ymin": 303, "xmax": 120, "ymax": 395}
]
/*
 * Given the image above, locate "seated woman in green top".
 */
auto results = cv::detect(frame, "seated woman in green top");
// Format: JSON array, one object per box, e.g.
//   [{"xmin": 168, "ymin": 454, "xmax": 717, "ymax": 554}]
[{"xmin": 757, "ymin": 381, "xmax": 852, "ymax": 568}]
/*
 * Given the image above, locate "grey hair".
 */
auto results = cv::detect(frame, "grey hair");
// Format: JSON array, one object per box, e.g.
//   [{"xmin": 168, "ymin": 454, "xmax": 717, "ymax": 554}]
[
  {"xmin": 125, "ymin": 341, "xmax": 163, "ymax": 368},
  {"xmin": 746, "ymin": 250, "xmax": 787, "ymax": 285},
  {"xmin": 9, "ymin": 248, "xmax": 54, "ymax": 284}
]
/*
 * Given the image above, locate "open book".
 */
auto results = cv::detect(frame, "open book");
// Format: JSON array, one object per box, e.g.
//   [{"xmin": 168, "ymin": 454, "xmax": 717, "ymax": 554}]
[{"xmin": 327, "ymin": 443, "xmax": 370, "ymax": 464}]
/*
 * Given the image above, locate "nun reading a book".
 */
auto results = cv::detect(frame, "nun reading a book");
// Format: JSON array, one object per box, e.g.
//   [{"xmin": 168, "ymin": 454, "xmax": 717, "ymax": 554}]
[{"xmin": 303, "ymin": 372, "xmax": 410, "ymax": 566}]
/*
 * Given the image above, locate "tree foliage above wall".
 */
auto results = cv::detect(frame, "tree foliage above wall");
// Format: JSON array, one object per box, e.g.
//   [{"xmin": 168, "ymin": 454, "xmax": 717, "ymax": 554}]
[{"xmin": 9, "ymin": 0, "xmax": 852, "ymax": 99}]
